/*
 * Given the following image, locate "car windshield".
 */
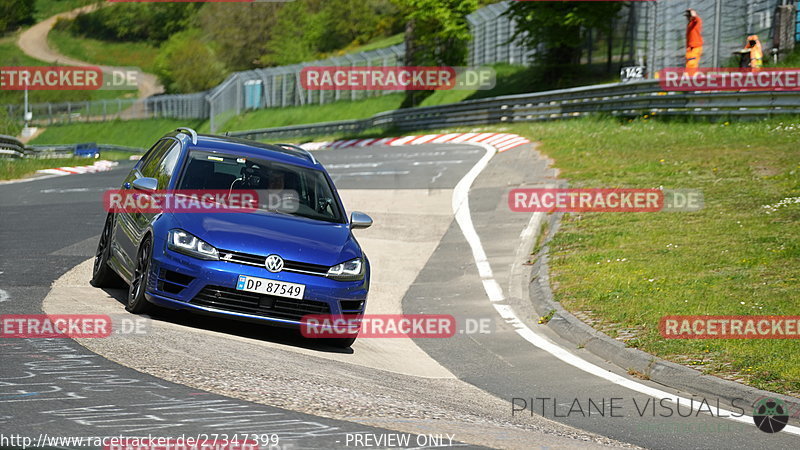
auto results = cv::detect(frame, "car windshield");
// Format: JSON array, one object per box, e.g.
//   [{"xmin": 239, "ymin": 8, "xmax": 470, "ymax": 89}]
[{"xmin": 177, "ymin": 150, "xmax": 344, "ymax": 223}]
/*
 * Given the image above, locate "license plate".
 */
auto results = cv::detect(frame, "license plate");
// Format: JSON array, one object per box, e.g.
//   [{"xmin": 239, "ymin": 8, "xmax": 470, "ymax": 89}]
[{"xmin": 236, "ymin": 275, "xmax": 305, "ymax": 299}]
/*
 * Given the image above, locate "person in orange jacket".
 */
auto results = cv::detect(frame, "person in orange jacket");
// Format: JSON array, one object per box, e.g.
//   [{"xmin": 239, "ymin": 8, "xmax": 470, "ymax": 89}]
[
  {"xmin": 743, "ymin": 34, "xmax": 763, "ymax": 71},
  {"xmin": 685, "ymin": 9, "xmax": 703, "ymax": 74}
]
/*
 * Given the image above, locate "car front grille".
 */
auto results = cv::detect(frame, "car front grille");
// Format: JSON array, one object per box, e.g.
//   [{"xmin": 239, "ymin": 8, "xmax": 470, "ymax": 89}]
[
  {"xmin": 191, "ymin": 285, "xmax": 330, "ymax": 321},
  {"xmin": 218, "ymin": 249, "xmax": 329, "ymax": 276}
]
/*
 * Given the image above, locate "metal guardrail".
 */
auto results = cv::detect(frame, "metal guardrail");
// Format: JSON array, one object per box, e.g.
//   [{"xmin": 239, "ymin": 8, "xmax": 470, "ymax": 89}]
[
  {"xmin": 0, "ymin": 136, "xmax": 144, "ymax": 159},
  {"xmin": 7, "ymin": 80, "xmax": 800, "ymax": 153},
  {"xmin": 229, "ymin": 80, "xmax": 800, "ymax": 141},
  {"xmin": 0, "ymin": 134, "xmax": 26, "ymax": 158},
  {"xmin": 27, "ymin": 144, "xmax": 144, "ymax": 154},
  {"xmin": 2, "ymin": 44, "xmax": 405, "ymax": 131},
  {"xmin": 227, "ymin": 119, "xmax": 371, "ymax": 141},
  {"xmin": 1, "ymin": 0, "xmax": 790, "ymax": 132}
]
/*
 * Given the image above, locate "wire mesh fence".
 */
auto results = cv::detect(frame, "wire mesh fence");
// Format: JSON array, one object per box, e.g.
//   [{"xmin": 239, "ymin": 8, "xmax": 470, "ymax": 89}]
[
  {"xmin": 4, "ymin": 44, "xmax": 405, "ymax": 132},
  {"xmin": 635, "ymin": 0, "xmax": 788, "ymax": 74},
  {"xmin": 467, "ymin": 1, "xmax": 534, "ymax": 66},
  {"xmin": 206, "ymin": 45, "xmax": 405, "ymax": 132},
  {"xmin": 4, "ymin": 93, "xmax": 208, "ymax": 127},
  {"xmin": 3, "ymin": 0, "xmax": 797, "ymax": 132}
]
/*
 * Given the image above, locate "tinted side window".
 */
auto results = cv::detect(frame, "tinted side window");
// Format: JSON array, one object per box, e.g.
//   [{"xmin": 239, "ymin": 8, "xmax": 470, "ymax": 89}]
[
  {"xmin": 154, "ymin": 142, "xmax": 182, "ymax": 189},
  {"xmin": 139, "ymin": 140, "xmax": 172, "ymax": 178},
  {"xmin": 137, "ymin": 140, "xmax": 167, "ymax": 172}
]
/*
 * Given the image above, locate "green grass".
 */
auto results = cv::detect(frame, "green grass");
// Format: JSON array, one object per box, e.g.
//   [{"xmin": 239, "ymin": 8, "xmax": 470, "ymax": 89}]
[
  {"xmin": 98, "ymin": 149, "xmax": 141, "ymax": 160},
  {"xmin": 771, "ymin": 46, "xmax": 800, "ymax": 68},
  {"xmin": 246, "ymin": 115, "xmax": 800, "ymax": 395},
  {"xmin": 30, "ymin": 118, "xmax": 206, "ymax": 148},
  {"xmin": 340, "ymin": 33, "xmax": 404, "ymax": 55},
  {"xmin": 1, "ymin": 156, "xmax": 102, "ymax": 181},
  {"xmin": 221, "ymin": 64, "xmax": 581, "ymax": 132},
  {"xmin": 499, "ymin": 117, "xmax": 799, "ymax": 396},
  {"xmin": 34, "ymin": 0, "xmax": 95, "ymax": 21},
  {"xmin": 0, "ymin": 36, "xmax": 44, "ymax": 67},
  {"xmin": 48, "ymin": 29, "xmax": 159, "ymax": 73},
  {"xmin": 220, "ymin": 87, "xmax": 478, "ymax": 133},
  {"xmin": 14, "ymin": 58, "xmax": 617, "ymax": 143},
  {"xmin": 0, "ymin": 35, "xmax": 132, "ymax": 106},
  {"xmin": 221, "ymin": 94, "xmax": 405, "ymax": 132}
]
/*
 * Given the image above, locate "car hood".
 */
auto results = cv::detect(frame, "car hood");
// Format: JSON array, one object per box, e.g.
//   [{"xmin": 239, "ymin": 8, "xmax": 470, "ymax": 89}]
[{"xmin": 172, "ymin": 212, "xmax": 360, "ymax": 266}]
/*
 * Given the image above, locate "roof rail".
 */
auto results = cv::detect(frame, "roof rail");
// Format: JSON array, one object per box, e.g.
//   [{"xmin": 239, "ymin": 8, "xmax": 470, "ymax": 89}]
[
  {"xmin": 276, "ymin": 143, "xmax": 317, "ymax": 165},
  {"xmin": 176, "ymin": 127, "xmax": 198, "ymax": 145}
]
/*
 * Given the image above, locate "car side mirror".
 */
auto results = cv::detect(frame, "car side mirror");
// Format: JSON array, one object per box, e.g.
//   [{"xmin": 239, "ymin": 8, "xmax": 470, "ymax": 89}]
[
  {"xmin": 132, "ymin": 177, "xmax": 158, "ymax": 192},
  {"xmin": 350, "ymin": 211, "xmax": 372, "ymax": 230}
]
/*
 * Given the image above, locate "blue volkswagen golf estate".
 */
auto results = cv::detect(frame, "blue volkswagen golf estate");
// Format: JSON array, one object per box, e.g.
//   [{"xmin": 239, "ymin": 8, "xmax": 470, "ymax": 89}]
[{"xmin": 91, "ymin": 127, "xmax": 372, "ymax": 347}]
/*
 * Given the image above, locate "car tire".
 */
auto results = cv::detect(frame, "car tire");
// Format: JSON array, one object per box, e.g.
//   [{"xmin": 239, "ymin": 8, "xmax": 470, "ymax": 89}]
[
  {"xmin": 126, "ymin": 237, "xmax": 154, "ymax": 314},
  {"xmin": 90, "ymin": 214, "xmax": 124, "ymax": 288},
  {"xmin": 328, "ymin": 336, "xmax": 357, "ymax": 348}
]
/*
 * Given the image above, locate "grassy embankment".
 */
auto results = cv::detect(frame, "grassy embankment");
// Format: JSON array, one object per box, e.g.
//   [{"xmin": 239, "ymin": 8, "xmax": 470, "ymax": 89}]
[
  {"xmin": 0, "ymin": 36, "xmax": 129, "ymax": 105},
  {"xmin": 48, "ymin": 28, "xmax": 159, "ymax": 74},
  {"xmin": 507, "ymin": 118, "xmax": 799, "ymax": 396},
  {"xmin": 1, "ymin": 156, "xmax": 106, "ymax": 181}
]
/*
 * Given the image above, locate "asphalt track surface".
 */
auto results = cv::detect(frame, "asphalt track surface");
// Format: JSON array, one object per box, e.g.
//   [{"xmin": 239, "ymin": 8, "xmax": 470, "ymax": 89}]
[{"xmin": 1, "ymin": 142, "xmax": 799, "ymax": 449}]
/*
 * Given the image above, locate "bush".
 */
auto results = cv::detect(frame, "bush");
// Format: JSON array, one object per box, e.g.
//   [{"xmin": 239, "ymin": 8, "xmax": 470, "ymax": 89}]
[
  {"xmin": 0, "ymin": 0, "xmax": 35, "ymax": 33},
  {"xmin": 65, "ymin": 3, "xmax": 201, "ymax": 43},
  {"xmin": 154, "ymin": 29, "xmax": 226, "ymax": 94},
  {"xmin": 260, "ymin": 0, "xmax": 403, "ymax": 66},
  {"xmin": 198, "ymin": 3, "xmax": 281, "ymax": 71},
  {"xmin": 0, "ymin": 109, "xmax": 21, "ymax": 137}
]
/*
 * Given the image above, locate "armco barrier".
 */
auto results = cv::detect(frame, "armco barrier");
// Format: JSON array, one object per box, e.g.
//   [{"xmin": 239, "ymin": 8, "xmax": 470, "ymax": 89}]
[
  {"xmin": 0, "ymin": 134, "xmax": 26, "ymax": 158},
  {"xmin": 0, "ymin": 137, "xmax": 145, "ymax": 159},
  {"xmin": 0, "ymin": 0, "xmax": 787, "ymax": 130},
  {"xmin": 229, "ymin": 80, "xmax": 800, "ymax": 141},
  {"xmin": 9, "ymin": 80, "xmax": 800, "ymax": 147}
]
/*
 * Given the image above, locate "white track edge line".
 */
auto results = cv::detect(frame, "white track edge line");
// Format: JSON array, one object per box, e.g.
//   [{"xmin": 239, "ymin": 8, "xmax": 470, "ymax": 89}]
[{"xmin": 454, "ymin": 141, "xmax": 800, "ymax": 436}]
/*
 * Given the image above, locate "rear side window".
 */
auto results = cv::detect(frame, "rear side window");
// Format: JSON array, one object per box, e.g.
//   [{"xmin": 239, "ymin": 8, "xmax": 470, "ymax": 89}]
[
  {"xmin": 138, "ymin": 140, "xmax": 172, "ymax": 178},
  {"xmin": 154, "ymin": 142, "xmax": 182, "ymax": 188}
]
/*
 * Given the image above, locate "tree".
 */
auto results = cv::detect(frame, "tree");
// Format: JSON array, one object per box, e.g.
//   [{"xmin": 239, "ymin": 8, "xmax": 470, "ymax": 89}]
[
  {"xmin": 198, "ymin": 3, "xmax": 282, "ymax": 71},
  {"xmin": 154, "ymin": 29, "xmax": 226, "ymax": 94},
  {"xmin": 505, "ymin": 2, "xmax": 623, "ymax": 66},
  {"xmin": 315, "ymin": 0, "xmax": 403, "ymax": 54},
  {"xmin": 392, "ymin": 0, "xmax": 481, "ymax": 107},
  {"xmin": 68, "ymin": 3, "xmax": 201, "ymax": 43},
  {"xmin": 0, "ymin": 0, "xmax": 35, "ymax": 33},
  {"xmin": 259, "ymin": 0, "xmax": 323, "ymax": 66},
  {"xmin": 259, "ymin": 0, "xmax": 403, "ymax": 66}
]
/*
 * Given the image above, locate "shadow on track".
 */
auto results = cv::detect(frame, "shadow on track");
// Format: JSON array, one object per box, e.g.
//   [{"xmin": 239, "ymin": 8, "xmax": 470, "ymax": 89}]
[{"xmin": 99, "ymin": 287, "xmax": 354, "ymax": 354}]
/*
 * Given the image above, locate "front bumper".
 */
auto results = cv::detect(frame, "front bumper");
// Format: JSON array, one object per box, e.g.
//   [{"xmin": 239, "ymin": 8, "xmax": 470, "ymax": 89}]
[{"xmin": 144, "ymin": 236, "xmax": 368, "ymax": 327}]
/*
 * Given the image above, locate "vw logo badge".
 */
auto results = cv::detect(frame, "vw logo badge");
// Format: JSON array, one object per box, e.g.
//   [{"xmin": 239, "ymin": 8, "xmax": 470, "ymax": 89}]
[{"xmin": 264, "ymin": 254, "xmax": 284, "ymax": 273}]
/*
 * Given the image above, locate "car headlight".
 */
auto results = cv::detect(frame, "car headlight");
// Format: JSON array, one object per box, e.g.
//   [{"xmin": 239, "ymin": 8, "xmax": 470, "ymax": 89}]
[
  {"xmin": 327, "ymin": 258, "xmax": 364, "ymax": 281},
  {"xmin": 167, "ymin": 229, "xmax": 218, "ymax": 260}
]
